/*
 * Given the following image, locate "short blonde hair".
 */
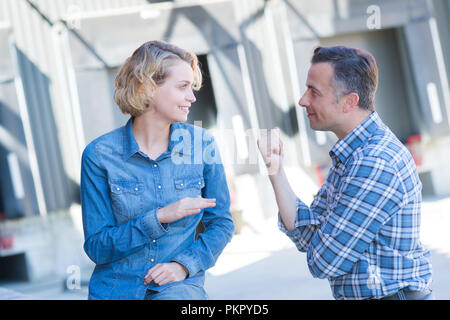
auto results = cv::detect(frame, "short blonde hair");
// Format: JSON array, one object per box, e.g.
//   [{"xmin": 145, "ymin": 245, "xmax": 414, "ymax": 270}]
[{"xmin": 114, "ymin": 40, "xmax": 202, "ymax": 117}]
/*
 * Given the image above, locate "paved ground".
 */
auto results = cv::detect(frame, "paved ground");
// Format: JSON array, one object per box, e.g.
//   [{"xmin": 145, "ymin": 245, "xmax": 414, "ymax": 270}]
[{"xmin": 1, "ymin": 195, "xmax": 450, "ymax": 300}]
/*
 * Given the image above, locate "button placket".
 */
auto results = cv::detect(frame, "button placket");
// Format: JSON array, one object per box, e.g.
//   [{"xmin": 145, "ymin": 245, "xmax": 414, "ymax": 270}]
[
  {"xmin": 148, "ymin": 234, "xmax": 157, "ymax": 267},
  {"xmin": 152, "ymin": 160, "xmax": 164, "ymax": 209}
]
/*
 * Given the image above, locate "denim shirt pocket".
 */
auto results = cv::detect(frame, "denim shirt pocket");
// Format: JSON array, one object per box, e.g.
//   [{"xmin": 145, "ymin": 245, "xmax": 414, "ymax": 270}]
[
  {"xmin": 109, "ymin": 180, "xmax": 144, "ymax": 223},
  {"xmin": 174, "ymin": 176, "xmax": 205, "ymax": 198}
]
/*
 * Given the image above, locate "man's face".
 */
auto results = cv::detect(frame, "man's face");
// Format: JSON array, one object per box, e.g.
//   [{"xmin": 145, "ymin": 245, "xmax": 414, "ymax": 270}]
[{"xmin": 299, "ymin": 62, "xmax": 345, "ymax": 135}]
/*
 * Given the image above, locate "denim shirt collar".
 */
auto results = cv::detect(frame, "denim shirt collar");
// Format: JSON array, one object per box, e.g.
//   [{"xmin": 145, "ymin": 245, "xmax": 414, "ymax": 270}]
[
  {"xmin": 329, "ymin": 111, "xmax": 382, "ymax": 166},
  {"xmin": 122, "ymin": 117, "xmax": 186, "ymax": 161}
]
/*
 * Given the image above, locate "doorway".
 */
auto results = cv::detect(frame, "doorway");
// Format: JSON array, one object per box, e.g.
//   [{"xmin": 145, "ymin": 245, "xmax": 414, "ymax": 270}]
[{"xmin": 186, "ymin": 54, "xmax": 218, "ymax": 129}]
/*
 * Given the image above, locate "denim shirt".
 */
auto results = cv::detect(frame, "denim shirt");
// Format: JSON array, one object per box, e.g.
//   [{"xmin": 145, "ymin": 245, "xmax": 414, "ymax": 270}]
[{"xmin": 80, "ymin": 118, "xmax": 235, "ymax": 300}]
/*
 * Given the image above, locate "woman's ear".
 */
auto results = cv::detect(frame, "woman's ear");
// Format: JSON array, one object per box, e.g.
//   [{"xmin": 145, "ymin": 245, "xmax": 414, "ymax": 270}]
[
  {"xmin": 142, "ymin": 83, "xmax": 156, "ymax": 109},
  {"xmin": 342, "ymin": 92, "xmax": 359, "ymax": 113}
]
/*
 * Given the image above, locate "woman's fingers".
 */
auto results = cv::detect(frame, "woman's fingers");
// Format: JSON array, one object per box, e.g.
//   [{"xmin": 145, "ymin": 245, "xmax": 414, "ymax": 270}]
[
  {"xmin": 157, "ymin": 197, "xmax": 217, "ymax": 224},
  {"xmin": 182, "ymin": 198, "xmax": 215, "ymax": 216},
  {"xmin": 144, "ymin": 264, "xmax": 166, "ymax": 285},
  {"xmin": 185, "ymin": 208, "xmax": 202, "ymax": 214},
  {"xmin": 183, "ymin": 197, "xmax": 216, "ymax": 210},
  {"xmin": 144, "ymin": 263, "xmax": 188, "ymax": 286},
  {"xmin": 153, "ymin": 275, "xmax": 170, "ymax": 286},
  {"xmin": 144, "ymin": 264, "xmax": 158, "ymax": 285}
]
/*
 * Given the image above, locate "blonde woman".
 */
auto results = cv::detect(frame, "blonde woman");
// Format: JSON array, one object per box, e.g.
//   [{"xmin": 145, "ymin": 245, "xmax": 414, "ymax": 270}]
[{"xmin": 81, "ymin": 40, "xmax": 234, "ymax": 300}]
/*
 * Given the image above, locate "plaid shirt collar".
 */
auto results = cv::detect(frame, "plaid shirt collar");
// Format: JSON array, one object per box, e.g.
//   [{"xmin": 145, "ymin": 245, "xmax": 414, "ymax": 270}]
[{"xmin": 329, "ymin": 111, "xmax": 383, "ymax": 166}]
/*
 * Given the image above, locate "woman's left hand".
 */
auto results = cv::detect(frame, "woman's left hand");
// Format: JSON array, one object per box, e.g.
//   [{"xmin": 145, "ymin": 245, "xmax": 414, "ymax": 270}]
[{"xmin": 144, "ymin": 262, "xmax": 189, "ymax": 286}]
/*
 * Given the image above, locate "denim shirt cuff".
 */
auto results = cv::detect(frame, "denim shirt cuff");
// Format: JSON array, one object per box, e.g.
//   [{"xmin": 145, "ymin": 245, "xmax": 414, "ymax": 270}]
[
  {"xmin": 172, "ymin": 252, "xmax": 200, "ymax": 278},
  {"xmin": 140, "ymin": 209, "xmax": 168, "ymax": 240}
]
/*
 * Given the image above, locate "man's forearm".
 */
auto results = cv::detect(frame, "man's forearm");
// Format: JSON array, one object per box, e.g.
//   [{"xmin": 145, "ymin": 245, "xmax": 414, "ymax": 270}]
[{"xmin": 268, "ymin": 168, "xmax": 298, "ymax": 230}]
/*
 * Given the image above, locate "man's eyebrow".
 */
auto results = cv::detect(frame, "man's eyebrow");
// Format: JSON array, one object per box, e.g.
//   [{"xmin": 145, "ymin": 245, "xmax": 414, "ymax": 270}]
[
  {"xmin": 178, "ymin": 80, "xmax": 192, "ymax": 83},
  {"xmin": 306, "ymin": 83, "xmax": 322, "ymax": 94}
]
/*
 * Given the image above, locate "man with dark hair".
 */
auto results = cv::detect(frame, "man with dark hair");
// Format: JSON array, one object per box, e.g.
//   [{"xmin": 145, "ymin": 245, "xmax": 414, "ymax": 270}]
[
  {"xmin": 258, "ymin": 46, "xmax": 433, "ymax": 300},
  {"xmin": 311, "ymin": 46, "xmax": 378, "ymax": 112}
]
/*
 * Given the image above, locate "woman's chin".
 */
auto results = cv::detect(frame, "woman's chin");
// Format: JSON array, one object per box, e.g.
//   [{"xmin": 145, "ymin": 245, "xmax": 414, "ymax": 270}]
[{"xmin": 172, "ymin": 116, "xmax": 188, "ymax": 123}]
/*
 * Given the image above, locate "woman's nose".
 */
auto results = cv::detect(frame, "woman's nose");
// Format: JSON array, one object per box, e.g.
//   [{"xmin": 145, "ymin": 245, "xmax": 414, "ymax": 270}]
[{"xmin": 187, "ymin": 89, "xmax": 196, "ymax": 103}]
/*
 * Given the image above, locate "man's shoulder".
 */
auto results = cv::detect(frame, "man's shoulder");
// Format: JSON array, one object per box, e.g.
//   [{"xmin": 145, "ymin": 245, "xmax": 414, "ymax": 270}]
[{"xmin": 356, "ymin": 127, "xmax": 411, "ymax": 166}]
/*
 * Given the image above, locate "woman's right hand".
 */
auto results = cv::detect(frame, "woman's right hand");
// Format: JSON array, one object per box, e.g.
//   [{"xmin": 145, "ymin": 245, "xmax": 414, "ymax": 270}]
[{"xmin": 157, "ymin": 197, "xmax": 216, "ymax": 224}]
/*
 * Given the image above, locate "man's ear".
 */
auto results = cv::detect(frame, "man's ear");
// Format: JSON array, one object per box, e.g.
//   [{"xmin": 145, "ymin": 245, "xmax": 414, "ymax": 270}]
[{"xmin": 342, "ymin": 92, "xmax": 359, "ymax": 113}]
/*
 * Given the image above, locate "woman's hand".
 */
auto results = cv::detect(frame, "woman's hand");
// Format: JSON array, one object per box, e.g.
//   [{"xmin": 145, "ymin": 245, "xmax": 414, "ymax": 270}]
[
  {"xmin": 144, "ymin": 262, "xmax": 189, "ymax": 286},
  {"xmin": 157, "ymin": 196, "xmax": 216, "ymax": 224}
]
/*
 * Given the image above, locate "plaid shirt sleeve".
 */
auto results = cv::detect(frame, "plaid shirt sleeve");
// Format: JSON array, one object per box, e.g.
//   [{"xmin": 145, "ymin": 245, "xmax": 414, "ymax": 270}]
[
  {"xmin": 282, "ymin": 155, "xmax": 407, "ymax": 279},
  {"xmin": 278, "ymin": 188, "xmax": 325, "ymax": 252}
]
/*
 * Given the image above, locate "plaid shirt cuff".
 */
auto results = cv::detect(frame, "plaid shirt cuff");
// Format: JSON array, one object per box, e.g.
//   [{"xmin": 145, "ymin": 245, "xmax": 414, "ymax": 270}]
[{"xmin": 278, "ymin": 198, "xmax": 321, "ymax": 234}]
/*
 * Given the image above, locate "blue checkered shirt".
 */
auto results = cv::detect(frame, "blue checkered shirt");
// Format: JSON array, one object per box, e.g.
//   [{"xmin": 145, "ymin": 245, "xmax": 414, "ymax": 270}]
[{"xmin": 279, "ymin": 111, "xmax": 432, "ymax": 300}]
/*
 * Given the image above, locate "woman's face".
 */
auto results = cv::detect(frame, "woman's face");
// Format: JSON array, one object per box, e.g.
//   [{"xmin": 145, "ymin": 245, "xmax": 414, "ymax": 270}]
[{"xmin": 149, "ymin": 59, "xmax": 197, "ymax": 123}]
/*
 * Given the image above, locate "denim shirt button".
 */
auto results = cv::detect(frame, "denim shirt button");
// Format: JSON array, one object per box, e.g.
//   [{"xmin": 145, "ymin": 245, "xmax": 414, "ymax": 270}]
[
  {"xmin": 152, "ymin": 240, "xmax": 156, "ymax": 243},
  {"xmin": 153, "ymin": 164, "xmax": 157, "ymax": 168},
  {"xmin": 150, "ymin": 259, "xmax": 155, "ymax": 262},
  {"xmin": 157, "ymin": 185, "xmax": 162, "ymax": 189}
]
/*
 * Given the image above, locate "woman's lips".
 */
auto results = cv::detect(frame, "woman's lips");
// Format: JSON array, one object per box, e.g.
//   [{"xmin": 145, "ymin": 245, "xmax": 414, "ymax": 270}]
[{"xmin": 178, "ymin": 106, "xmax": 190, "ymax": 113}]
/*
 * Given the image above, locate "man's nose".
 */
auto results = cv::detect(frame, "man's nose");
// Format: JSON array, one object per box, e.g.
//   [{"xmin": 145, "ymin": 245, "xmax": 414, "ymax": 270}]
[{"xmin": 298, "ymin": 93, "xmax": 308, "ymax": 108}]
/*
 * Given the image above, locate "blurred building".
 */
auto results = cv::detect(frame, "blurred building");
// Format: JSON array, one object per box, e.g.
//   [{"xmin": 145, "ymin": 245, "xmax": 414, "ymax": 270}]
[{"xmin": 0, "ymin": 0, "xmax": 449, "ymax": 282}]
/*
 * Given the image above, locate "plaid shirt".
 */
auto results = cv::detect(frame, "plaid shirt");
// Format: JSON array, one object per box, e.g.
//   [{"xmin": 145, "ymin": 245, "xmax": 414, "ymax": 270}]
[{"xmin": 280, "ymin": 111, "xmax": 432, "ymax": 299}]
